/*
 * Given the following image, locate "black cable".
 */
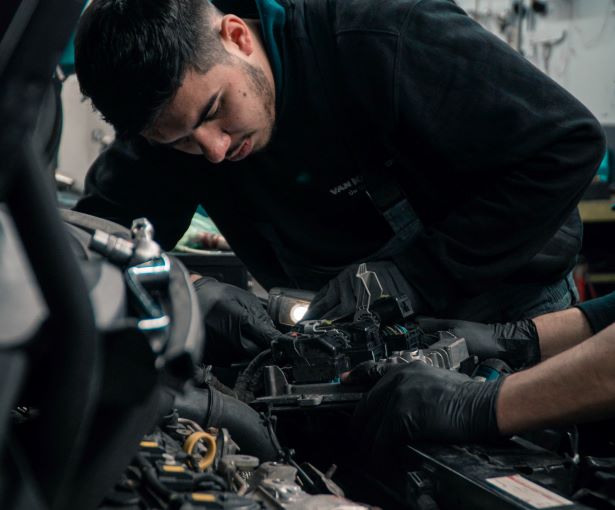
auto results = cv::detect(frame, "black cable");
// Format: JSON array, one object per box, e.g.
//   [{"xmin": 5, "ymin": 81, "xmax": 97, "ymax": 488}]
[
  {"xmin": 193, "ymin": 472, "xmax": 228, "ymax": 491},
  {"xmin": 135, "ymin": 454, "xmax": 176, "ymax": 502},
  {"xmin": 262, "ymin": 413, "xmax": 284, "ymax": 460},
  {"xmin": 234, "ymin": 349, "xmax": 272, "ymax": 401},
  {"xmin": 203, "ymin": 382, "xmax": 214, "ymax": 430}
]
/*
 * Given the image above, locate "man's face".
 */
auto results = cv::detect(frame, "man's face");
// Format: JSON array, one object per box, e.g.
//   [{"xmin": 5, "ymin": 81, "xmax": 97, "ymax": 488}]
[{"xmin": 144, "ymin": 57, "xmax": 275, "ymax": 163}]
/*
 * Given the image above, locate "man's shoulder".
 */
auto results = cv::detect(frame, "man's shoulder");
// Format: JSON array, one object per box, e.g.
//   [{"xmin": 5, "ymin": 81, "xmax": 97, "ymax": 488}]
[
  {"xmin": 327, "ymin": 0, "xmax": 427, "ymax": 35},
  {"xmin": 287, "ymin": 0, "xmax": 465, "ymax": 40}
]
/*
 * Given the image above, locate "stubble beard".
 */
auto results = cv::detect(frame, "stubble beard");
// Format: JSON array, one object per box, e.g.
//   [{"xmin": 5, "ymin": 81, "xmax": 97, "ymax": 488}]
[{"xmin": 237, "ymin": 58, "xmax": 276, "ymax": 151}]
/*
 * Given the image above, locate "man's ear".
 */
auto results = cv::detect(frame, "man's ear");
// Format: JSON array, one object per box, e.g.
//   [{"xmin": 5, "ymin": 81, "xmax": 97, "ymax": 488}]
[{"xmin": 219, "ymin": 15, "xmax": 253, "ymax": 56}]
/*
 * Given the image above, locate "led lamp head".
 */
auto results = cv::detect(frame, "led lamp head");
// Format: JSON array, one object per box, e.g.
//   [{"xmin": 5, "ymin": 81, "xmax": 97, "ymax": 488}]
[{"xmin": 267, "ymin": 288, "xmax": 315, "ymax": 327}]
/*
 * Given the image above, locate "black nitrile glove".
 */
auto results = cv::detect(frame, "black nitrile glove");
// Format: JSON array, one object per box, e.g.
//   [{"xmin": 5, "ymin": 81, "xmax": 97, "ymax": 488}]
[
  {"xmin": 193, "ymin": 277, "xmax": 282, "ymax": 365},
  {"xmin": 576, "ymin": 290, "xmax": 615, "ymax": 334},
  {"xmin": 304, "ymin": 261, "xmax": 421, "ymax": 321},
  {"xmin": 416, "ymin": 317, "xmax": 540, "ymax": 370},
  {"xmin": 349, "ymin": 361, "xmax": 504, "ymax": 465}
]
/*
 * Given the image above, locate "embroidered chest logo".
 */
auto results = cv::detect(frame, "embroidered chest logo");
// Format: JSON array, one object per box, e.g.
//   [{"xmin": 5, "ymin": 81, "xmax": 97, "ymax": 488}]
[{"xmin": 329, "ymin": 175, "xmax": 364, "ymax": 197}]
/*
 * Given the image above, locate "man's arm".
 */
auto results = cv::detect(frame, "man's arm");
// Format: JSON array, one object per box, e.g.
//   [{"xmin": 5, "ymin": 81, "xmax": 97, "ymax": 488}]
[
  {"xmin": 415, "ymin": 305, "xmax": 593, "ymax": 369},
  {"xmin": 417, "ymin": 289, "xmax": 615, "ymax": 367},
  {"xmin": 74, "ymin": 136, "xmax": 201, "ymax": 250},
  {"xmin": 534, "ymin": 306, "xmax": 593, "ymax": 360},
  {"xmin": 356, "ymin": 0, "xmax": 605, "ymax": 312},
  {"xmin": 498, "ymin": 321, "xmax": 615, "ymax": 435},
  {"xmin": 350, "ymin": 320, "xmax": 615, "ymax": 453}
]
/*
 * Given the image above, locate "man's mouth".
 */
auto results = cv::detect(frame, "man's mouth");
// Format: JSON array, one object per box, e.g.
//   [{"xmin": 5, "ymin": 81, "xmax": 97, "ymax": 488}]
[{"xmin": 227, "ymin": 137, "xmax": 253, "ymax": 162}]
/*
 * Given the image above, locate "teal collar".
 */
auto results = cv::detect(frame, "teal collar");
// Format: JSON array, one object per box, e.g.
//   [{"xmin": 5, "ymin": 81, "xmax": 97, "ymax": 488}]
[{"xmin": 255, "ymin": 0, "xmax": 285, "ymax": 100}]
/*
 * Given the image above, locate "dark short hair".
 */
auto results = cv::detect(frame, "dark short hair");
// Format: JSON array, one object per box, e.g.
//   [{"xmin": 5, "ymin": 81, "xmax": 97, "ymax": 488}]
[{"xmin": 75, "ymin": 0, "xmax": 227, "ymax": 137}]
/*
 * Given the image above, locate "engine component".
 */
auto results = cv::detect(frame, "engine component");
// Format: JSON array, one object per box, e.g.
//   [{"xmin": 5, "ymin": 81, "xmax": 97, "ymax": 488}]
[
  {"xmin": 89, "ymin": 217, "xmax": 202, "ymax": 390},
  {"xmin": 100, "ymin": 411, "xmax": 373, "ymax": 510},
  {"xmin": 245, "ymin": 461, "xmax": 369, "ymax": 509},
  {"xmin": 91, "ymin": 217, "xmax": 170, "ymax": 332},
  {"xmin": 251, "ymin": 329, "xmax": 475, "ymax": 411},
  {"xmin": 400, "ymin": 439, "xmax": 601, "ymax": 510},
  {"xmin": 250, "ymin": 269, "xmax": 477, "ymax": 411},
  {"xmin": 90, "ymin": 217, "xmax": 162, "ymax": 266},
  {"xmin": 173, "ymin": 386, "xmax": 279, "ymax": 462}
]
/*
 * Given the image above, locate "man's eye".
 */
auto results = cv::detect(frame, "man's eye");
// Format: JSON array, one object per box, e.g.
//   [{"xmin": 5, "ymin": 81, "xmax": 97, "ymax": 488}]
[{"xmin": 205, "ymin": 99, "xmax": 223, "ymax": 122}]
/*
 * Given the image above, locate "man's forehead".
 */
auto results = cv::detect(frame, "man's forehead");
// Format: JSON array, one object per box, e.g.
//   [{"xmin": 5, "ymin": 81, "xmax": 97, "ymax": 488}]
[
  {"xmin": 172, "ymin": 67, "xmax": 225, "ymax": 108},
  {"xmin": 141, "ymin": 103, "xmax": 190, "ymax": 143},
  {"xmin": 142, "ymin": 69, "xmax": 217, "ymax": 139}
]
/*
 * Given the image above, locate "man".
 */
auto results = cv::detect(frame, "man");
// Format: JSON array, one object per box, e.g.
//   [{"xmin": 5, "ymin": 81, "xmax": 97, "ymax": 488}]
[
  {"xmin": 73, "ymin": 0, "xmax": 605, "ymax": 356},
  {"xmin": 349, "ymin": 291, "xmax": 615, "ymax": 460}
]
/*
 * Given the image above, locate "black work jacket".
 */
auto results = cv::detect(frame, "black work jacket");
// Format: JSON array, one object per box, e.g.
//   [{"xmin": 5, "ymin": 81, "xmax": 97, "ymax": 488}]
[{"xmin": 75, "ymin": 0, "xmax": 606, "ymax": 313}]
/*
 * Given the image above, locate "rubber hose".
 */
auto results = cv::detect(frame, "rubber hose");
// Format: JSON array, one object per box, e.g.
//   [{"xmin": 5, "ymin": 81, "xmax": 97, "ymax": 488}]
[{"xmin": 173, "ymin": 386, "xmax": 278, "ymax": 461}]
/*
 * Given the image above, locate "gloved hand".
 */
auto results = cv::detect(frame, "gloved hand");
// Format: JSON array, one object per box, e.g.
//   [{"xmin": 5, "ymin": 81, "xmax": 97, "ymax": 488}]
[
  {"xmin": 304, "ymin": 261, "xmax": 421, "ymax": 321},
  {"xmin": 193, "ymin": 277, "xmax": 282, "ymax": 365},
  {"xmin": 347, "ymin": 361, "xmax": 504, "ymax": 465},
  {"xmin": 416, "ymin": 317, "xmax": 540, "ymax": 369}
]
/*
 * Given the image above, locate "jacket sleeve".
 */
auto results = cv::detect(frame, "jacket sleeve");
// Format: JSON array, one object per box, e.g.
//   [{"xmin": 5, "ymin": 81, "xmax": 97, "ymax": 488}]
[
  {"xmin": 73, "ymin": 136, "xmax": 201, "ymax": 251},
  {"xmin": 386, "ymin": 0, "xmax": 606, "ymax": 311}
]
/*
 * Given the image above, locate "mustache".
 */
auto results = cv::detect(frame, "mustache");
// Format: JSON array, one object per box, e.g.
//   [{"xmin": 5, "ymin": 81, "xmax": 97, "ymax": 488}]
[
  {"xmin": 227, "ymin": 140, "xmax": 244, "ymax": 157},
  {"xmin": 227, "ymin": 133, "xmax": 255, "ymax": 158}
]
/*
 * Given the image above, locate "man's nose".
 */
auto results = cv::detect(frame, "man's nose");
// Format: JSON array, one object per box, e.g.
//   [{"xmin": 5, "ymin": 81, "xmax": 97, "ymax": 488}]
[{"xmin": 193, "ymin": 125, "xmax": 231, "ymax": 163}]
